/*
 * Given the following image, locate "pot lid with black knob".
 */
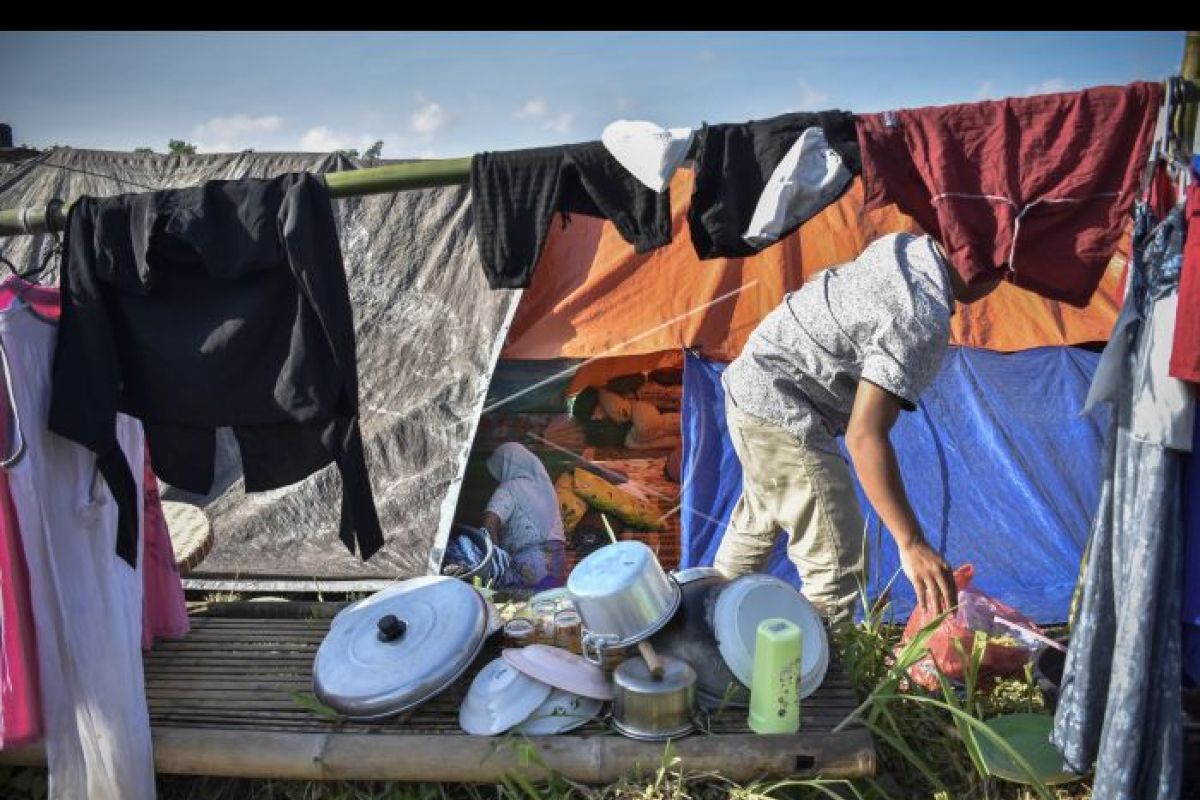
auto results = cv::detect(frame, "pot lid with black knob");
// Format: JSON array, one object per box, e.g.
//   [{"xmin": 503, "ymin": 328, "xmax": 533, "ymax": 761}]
[{"xmin": 313, "ymin": 576, "xmax": 488, "ymax": 720}]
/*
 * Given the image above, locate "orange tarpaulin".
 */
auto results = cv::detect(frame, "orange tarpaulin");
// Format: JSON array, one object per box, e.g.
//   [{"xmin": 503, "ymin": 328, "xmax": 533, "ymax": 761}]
[{"xmin": 501, "ymin": 170, "xmax": 1122, "ymax": 363}]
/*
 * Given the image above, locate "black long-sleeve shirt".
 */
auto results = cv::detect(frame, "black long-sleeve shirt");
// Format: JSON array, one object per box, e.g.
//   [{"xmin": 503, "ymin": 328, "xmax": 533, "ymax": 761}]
[{"xmin": 51, "ymin": 173, "xmax": 383, "ymax": 566}]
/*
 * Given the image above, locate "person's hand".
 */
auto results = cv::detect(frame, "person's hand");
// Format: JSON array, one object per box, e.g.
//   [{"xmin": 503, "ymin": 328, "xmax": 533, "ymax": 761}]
[{"xmin": 898, "ymin": 539, "xmax": 957, "ymax": 616}]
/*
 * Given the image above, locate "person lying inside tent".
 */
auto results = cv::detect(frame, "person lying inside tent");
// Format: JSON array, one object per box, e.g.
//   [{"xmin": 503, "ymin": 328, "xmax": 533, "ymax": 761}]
[
  {"xmin": 480, "ymin": 443, "xmax": 568, "ymax": 589},
  {"xmin": 716, "ymin": 232, "xmax": 1002, "ymax": 627}
]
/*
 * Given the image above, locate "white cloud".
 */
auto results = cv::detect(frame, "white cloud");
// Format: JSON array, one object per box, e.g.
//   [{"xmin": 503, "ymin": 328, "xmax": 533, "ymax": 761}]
[
  {"xmin": 297, "ymin": 127, "xmax": 402, "ymax": 157},
  {"xmin": 515, "ymin": 98, "xmax": 548, "ymax": 119},
  {"xmin": 512, "ymin": 98, "xmax": 575, "ymax": 137},
  {"xmin": 975, "ymin": 81, "xmax": 996, "ymax": 100},
  {"xmin": 411, "ymin": 96, "xmax": 450, "ymax": 137},
  {"xmin": 543, "ymin": 112, "xmax": 574, "ymax": 135},
  {"xmin": 1025, "ymin": 78, "xmax": 1069, "ymax": 96},
  {"xmin": 193, "ymin": 114, "xmax": 283, "ymax": 152},
  {"xmin": 796, "ymin": 80, "xmax": 829, "ymax": 109},
  {"xmin": 299, "ymin": 126, "xmax": 358, "ymax": 152}
]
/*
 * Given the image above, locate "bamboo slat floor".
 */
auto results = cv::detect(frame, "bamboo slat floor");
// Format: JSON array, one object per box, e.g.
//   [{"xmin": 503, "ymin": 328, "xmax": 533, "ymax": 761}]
[{"xmin": 0, "ymin": 604, "xmax": 876, "ymax": 783}]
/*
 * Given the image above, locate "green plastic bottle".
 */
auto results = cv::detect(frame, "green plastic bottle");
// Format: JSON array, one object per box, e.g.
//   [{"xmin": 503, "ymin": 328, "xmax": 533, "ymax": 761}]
[{"xmin": 747, "ymin": 617, "xmax": 802, "ymax": 734}]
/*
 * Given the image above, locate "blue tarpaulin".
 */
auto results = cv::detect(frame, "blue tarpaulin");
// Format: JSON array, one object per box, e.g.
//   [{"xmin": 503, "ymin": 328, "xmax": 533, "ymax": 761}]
[{"xmin": 680, "ymin": 346, "xmax": 1107, "ymax": 623}]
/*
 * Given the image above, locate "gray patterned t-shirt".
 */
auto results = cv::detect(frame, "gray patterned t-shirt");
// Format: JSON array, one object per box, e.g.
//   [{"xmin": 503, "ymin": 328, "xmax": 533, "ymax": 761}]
[{"xmin": 722, "ymin": 233, "xmax": 954, "ymax": 449}]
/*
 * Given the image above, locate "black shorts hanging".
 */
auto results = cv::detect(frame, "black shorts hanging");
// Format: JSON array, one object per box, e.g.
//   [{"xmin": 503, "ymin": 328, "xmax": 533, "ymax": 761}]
[
  {"xmin": 471, "ymin": 142, "xmax": 673, "ymax": 289},
  {"xmin": 687, "ymin": 110, "xmax": 861, "ymax": 260}
]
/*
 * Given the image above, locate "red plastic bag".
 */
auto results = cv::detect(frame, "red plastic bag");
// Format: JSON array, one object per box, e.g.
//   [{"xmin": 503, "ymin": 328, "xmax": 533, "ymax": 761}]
[{"xmin": 898, "ymin": 564, "xmax": 1044, "ymax": 691}]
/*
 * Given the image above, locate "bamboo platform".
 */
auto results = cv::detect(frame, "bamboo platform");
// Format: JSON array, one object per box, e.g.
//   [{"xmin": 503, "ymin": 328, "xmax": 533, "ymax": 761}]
[{"xmin": 0, "ymin": 603, "xmax": 875, "ymax": 783}]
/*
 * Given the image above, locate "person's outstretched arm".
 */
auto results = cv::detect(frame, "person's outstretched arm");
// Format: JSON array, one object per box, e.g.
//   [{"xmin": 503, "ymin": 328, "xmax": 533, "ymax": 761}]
[{"xmin": 844, "ymin": 380, "xmax": 956, "ymax": 615}]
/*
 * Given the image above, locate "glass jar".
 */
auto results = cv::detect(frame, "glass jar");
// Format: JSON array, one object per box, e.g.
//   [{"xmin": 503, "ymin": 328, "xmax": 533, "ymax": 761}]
[
  {"xmin": 553, "ymin": 609, "xmax": 583, "ymax": 654},
  {"xmin": 530, "ymin": 600, "xmax": 558, "ymax": 645},
  {"xmin": 502, "ymin": 617, "xmax": 537, "ymax": 648}
]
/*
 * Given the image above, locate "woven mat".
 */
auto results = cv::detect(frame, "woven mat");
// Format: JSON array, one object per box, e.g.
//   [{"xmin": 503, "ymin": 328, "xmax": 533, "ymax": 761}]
[{"xmin": 163, "ymin": 501, "xmax": 214, "ymax": 574}]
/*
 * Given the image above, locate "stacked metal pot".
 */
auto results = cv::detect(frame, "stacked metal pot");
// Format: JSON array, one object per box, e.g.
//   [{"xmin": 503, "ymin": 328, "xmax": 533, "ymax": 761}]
[
  {"xmin": 310, "ymin": 540, "xmax": 830, "ymax": 740},
  {"xmin": 566, "ymin": 541, "xmax": 830, "ymax": 738}
]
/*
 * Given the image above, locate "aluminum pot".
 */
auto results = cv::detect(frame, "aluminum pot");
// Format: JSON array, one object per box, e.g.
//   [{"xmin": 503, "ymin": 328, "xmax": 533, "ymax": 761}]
[
  {"xmin": 445, "ymin": 524, "xmax": 498, "ymax": 583},
  {"xmin": 611, "ymin": 654, "xmax": 696, "ymax": 741},
  {"xmin": 567, "ymin": 540, "xmax": 682, "ymax": 666},
  {"xmin": 651, "ymin": 568, "xmax": 749, "ymax": 708}
]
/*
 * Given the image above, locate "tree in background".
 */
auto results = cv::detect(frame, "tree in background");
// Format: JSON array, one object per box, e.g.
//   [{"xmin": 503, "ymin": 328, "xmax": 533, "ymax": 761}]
[
  {"xmin": 133, "ymin": 147, "xmax": 154, "ymax": 155},
  {"xmin": 168, "ymin": 139, "xmax": 197, "ymax": 155},
  {"xmin": 335, "ymin": 148, "xmax": 360, "ymax": 159},
  {"xmin": 363, "ymin": 140, "xmax": 384, "ymax": 161}
]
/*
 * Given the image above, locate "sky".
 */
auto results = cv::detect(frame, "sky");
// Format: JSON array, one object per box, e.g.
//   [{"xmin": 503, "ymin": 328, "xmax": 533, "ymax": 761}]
[{"xmin": 0, "ymin": 31, "xmax": 1186, "ymax": 159}]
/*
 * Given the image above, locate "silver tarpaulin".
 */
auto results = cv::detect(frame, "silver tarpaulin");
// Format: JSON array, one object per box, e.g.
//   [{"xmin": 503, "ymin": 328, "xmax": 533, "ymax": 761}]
[{"xmin": 0, "ymin": 148, "xmax": 519, "ymax": 579}]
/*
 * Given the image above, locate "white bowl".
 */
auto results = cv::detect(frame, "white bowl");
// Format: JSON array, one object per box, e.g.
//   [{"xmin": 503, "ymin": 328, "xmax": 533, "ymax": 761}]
[
  {"xmin": 514, "ymin": 688, "xmax": 604, "ymax": 735},
  {"xmin": 712, "ymin": 575, "xmax": 829, "ymax": 699},
  {"xmin": 459, "ymin": 657, "xmax": 553, "ymax": 735},
  {"xmin": 502, "ymin": 645, "xmax": 614, "ymax": 701}
]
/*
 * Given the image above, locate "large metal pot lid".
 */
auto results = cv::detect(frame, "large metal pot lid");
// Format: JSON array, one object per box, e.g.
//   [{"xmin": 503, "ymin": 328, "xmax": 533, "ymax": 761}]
[{"xmin": 313, "ymin": 576, "xmax": 488, "ymax": 720}]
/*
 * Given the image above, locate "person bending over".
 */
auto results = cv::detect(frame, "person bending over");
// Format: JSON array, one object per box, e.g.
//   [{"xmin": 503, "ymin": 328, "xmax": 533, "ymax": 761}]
[{"xmin": 716, "ymin": 233, "xmax": 1001, "ymax": 626}]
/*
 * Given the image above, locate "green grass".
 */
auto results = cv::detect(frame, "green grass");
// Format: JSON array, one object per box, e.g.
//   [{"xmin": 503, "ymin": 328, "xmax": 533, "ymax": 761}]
[{"xmin": 825, "ymin": 589, "xmax": 1089, "ymax": 800}]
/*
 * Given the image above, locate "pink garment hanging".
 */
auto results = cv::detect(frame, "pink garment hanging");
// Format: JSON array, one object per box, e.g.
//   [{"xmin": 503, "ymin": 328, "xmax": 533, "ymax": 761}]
[
  {"xmin": 0, "ymin": 348, "xmax": 42, "ymax": 748},
  {"xmin": 0, "ymin": 299, "xmax": 155, "ymax": 798},
  {"xmin": 0, "ymin": 276, "xmax": 60, "ymax": 319},
  {"xmin": 141, "ymin": 445, "xmax": 189, "ymax": 649},
  {"xmin": 0, "ymin": 276, "xmax": 189, "ymax": 650}
]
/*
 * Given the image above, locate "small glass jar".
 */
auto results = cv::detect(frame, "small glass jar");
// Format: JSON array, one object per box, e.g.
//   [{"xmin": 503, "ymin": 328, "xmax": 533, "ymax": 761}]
[
  {"xmin": 502, "ymin": 617, "xmax": 537, "ymax": 648},
  {"xmin": 553, "ymin": 609, "xmax": 583, "ymax": 654},
  {"xmin": 530, "ymin": 600, "xmax": 558, "ymax": 645}
]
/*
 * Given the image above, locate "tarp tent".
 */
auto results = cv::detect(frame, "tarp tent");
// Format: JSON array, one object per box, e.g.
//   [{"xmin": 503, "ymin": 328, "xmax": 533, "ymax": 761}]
[
  {"xmin": 0, "ymin": 148, "xmax": 520, "ymax": 579},
  {"xmin": 476, "ymin": 168, "xmax": 1125, "ymax": 624},
  {"xmin": 502, "ymin": 170, "xmax": 1123, "ymax": 362},
  {"xmin": 0, "ymin": 148, "xmax": 1121, "ymax": 599},
  {"xmin": 678, "ymin": 348, "xmax": 1108, "ymax": 623}
]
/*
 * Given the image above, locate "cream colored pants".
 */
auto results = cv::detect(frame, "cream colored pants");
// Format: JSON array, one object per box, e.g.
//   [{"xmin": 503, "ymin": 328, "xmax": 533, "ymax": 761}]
[{"xmin": 714, "ymin": 398, "xmax": 866, "ymax": 626}]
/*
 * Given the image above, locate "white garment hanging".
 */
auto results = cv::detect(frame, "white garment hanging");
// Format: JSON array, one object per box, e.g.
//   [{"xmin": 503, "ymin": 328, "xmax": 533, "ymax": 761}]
[
  {"xmin": 743, "ymin": 126, "xmax": 852, "ymax": 248},
  {"xmin": 601, "ymin": 120, "xmax": 695, "ymax": 193},
  {"xmin": 0, "ymin": 300, "xmax": 154, "ymax": 800},
  {"xmin": 1130, "ymin": 292, "xmax": 1194, "ymax": 449},
  {"xmin": 1084, "ymin": 289, "xmax": 1195, "ymax": 452}
]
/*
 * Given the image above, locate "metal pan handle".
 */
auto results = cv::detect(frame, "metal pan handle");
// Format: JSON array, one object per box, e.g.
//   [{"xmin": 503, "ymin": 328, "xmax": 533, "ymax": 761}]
[{"xmin": 581, "ymin": 629, "xmax": 618, "ymax": 667}]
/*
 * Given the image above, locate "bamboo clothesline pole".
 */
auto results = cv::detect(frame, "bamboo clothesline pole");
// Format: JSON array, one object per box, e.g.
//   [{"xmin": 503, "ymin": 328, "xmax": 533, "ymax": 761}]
[
  {"xmin": 324, "ymin": 156, "xmax": 471, "ymax": 197},
  {"xmin": 0, "ymin": 156, "xmax": 473, "ymax": 238}
]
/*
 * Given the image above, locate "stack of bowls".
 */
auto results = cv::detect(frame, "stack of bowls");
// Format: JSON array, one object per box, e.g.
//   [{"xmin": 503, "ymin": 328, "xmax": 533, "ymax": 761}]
[{"xmin": 459, "ymin": 645, "xmax": 611, "ymax": 736}]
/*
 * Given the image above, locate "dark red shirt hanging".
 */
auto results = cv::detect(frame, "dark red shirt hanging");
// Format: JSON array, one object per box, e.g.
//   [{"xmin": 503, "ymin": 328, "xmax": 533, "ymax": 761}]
[
  {"xmin": 858, "ymin": 82, "xmax": 1163, "ymax": 307},
  {"xmin": 1170, "ymin": 158, "xmax": 1200, "ymax": 383}
]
